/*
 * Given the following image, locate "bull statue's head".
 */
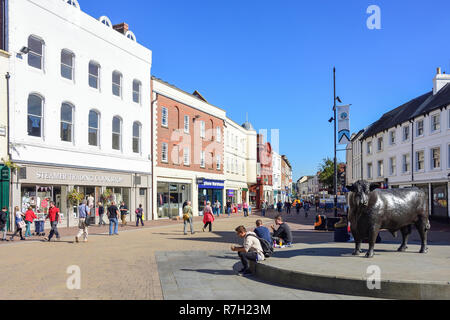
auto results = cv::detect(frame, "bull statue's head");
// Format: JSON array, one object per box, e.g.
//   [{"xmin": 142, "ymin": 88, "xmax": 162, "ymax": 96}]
[{"xmin": 346, "ymin": 180, "xmax": 379, "ymax": 207}]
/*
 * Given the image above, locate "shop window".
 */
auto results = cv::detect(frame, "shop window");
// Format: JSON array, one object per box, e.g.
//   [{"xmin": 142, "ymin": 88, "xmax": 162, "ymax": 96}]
[{"xmin": 432, "ymin": 184, "xmax": 448, "ymax": 219}]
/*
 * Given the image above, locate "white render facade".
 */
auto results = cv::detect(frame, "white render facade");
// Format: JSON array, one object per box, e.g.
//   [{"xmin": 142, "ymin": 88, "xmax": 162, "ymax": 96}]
[
  {"xmin": 357, "ymin": 70, "xmax": 450, "ymax": 222},
  {"xmin": 6, "ymin": 0, "xmax": 153, "ymax": 228},
  {"xmin": 0, "ymin": 50, "xmax": 9, "ymax": 164},
  {"xmin": 224, "ymin": 117, "xmax": 257, "ymax": 207}
]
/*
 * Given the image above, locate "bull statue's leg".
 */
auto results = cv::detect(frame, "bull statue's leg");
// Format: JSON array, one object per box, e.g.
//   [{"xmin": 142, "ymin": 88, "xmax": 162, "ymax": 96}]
[
  {"xmin": 350, "ymin": 226, "xmax": 363, "ymax": 256},
  {"xmin": 366, "ymin": 225, "xmax": 380, "ymax": 258},
  {"xmin": 397, "ymin": 225, "xmax": 412, "ymax": 252},
  {"xmin": 416, "ymin": 217, "xmax": 430, "ymax": 254}
]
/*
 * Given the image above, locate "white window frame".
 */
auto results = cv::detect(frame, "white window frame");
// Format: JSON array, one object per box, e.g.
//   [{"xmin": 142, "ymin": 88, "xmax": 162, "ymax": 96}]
[
  {"xmin": 132, "ymin": 122, "xmax": 141, "ymax": 154},
  {"xmin": 60, "ymin": 102, "xmax": 74, "ymax": 143},
  {"xmin": 431, "ymin": 147, "xmax": 441, "ymax": 170},
  {"xmin": 27, "ymin": 94, "xmax": 44, "ymax": 138},
  {"xmin": 367, "ymin": 163, "xmax": 373, "ymax": 179},
  {"xmin": 88, "ymin": 61, "xmax": 100, "ymax": 90},
  {"xmin": 389, "ymin": 157, "xmax": 396, "ymax": 176},
  {"xmin": 161, "ymin": 143, "xmax": 168, "ymax": 163},
  {"xmin": 183, "ymin": 147, "xmax": 190, "ymax": 166},
  {"xmin": 132, "ymin": 80, "xmax": 141, "ymax": 104},
  {"xmin": 112, "ymin": 71, "xmax": 123, "ymax": 98},
  {"xmin": 448, "ymin": 143, "xmax": 450, "ymax": 169},
  {"xmin": 60, "ymin": 49, "xmax": 74, "ymax": 81},
  {"xmin": 200, "ymin": 121, "xmax": 205, "ymax": 138},
  {"xmin": 184, "ymin": 116, "xmax": 189, "ymax": 134},
  {"xmin": 416, "ymin": 119, "xmax": 424, "ymax": 137},
  {"xmin": 200, "ymin": 151, "xmax": 205, "ymax": 168},
  {"xmin": 88, "ymin": 110, "xmax": 100, "ymax": 147},
  {"xmin": 216, "ymin": 127, "xmax": 221, "ymax": 142},
  {"xmin": 216, "ymin": 155, "xmax": 221, "ymax": 170},
  {"xmin": 389, "ymin": 131, "xmax": 396, "ymax": 145},
  {"xmin": 28, "ymin": 35, "xmax": 44, "ymax": 70},
  {"xmin": 112, "ymin": 117, "xmax": 122, "ymax": 151},
  {"xmin": 377, "ymin": 137, "xmax": 383, "ymax": 152},
  {"xmin": 367, "ymin": 141, "xmax": 372, "ymax": 155},
  {"xmin": 403, "ymin": 126, "xmax": 410, "ymax": 141},
  {"xmin": 402, "ymin": 154, "xmax": 410, "ymax": 173},
  {"xmin": 431, "ymin": 113, "xmax": 441, "ymax": 133},
  {"xmin": 377, "ymin": 160, "xmax": 384, "ymax": 177},
  {"xmin": 161, "ymin": 107, "xmax": 168, "ymax": 127},
  {"xmin": 415, "ymin": 150, "xmax": 425, "ymax": 172}
]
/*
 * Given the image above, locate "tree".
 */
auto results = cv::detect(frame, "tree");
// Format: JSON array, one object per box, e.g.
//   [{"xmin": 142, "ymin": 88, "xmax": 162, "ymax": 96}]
[{"xmin": 318, "ymin": 158, "xmax": 334, "ymax": 190}]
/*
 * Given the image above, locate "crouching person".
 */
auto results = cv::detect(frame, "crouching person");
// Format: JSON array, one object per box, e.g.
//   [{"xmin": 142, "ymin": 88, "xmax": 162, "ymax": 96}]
[{"xmin": 231, "ymin": 225, "xmax": 265, "ymax": 275}]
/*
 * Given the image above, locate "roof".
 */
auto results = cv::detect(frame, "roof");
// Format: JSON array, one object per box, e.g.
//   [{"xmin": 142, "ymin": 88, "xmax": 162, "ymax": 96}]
[{"xmin": 362, "ymin": 90, "xmax": 433, "ymax": 139}]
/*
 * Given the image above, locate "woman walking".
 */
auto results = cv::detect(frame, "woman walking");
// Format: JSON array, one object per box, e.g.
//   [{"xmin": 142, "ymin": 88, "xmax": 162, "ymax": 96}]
[
  {"xmin": 243, "ymin": 201, "xmax": 249, "ymax": 217},
  {"xmin": 214, "ymin": 200, "xmax": 221, "ymax": 217},
  {"xmin": 24, "ymin": 206, "xmax": 37, "ymax": 238},
  {"xmin": 10, "ymin": 206, "xmax": 26, "ymax": 241},
  {"xmin": 202, "ymin": 201, "xmax": 215, "ymax": 232}
]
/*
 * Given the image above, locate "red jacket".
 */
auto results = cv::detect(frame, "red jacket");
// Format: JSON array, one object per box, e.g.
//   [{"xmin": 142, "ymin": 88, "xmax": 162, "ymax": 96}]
[
  {"xmin": 25, "ymin": 210, "xmax": 37, "ymax": 223},
  {"xmin": 47, "ymin": 207, "xmax": 60, "ymax": 222},
  {"xmin": 203, "ymin": 206, "xmax": 215, "ymax": 224}
]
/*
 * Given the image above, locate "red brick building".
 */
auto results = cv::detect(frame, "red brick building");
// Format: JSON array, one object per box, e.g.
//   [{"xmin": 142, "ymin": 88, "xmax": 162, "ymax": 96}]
[
  {"xmin": 152, "ymin": 77, "xmax": 226, "ymax": 219},
  {"xmin": 250, "ymin": 133, "xmax": 273, "ymax": 209}
]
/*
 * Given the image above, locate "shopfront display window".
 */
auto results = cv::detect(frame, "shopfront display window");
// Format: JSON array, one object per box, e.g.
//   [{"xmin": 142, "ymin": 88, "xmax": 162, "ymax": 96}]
[
  {"xmin": 432, "ymin": 184, "xmax": 448, "ymax": 219},
  {"xmin": 199, "ymin": 188, "xmax": 223, "ymax": 215},
  {"xmin": 157, "ymin": 182, "xmax": 191, "ymax": 219},
  {"xmin": 21, "ymin": 185, "xmax": 61, "ymax": 217}
]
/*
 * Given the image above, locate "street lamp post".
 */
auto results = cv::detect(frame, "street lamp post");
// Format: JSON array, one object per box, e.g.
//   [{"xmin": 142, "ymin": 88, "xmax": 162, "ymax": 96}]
[{"xmin": 333, "ymin": 68, "xmax": 338, "ymax": 218}]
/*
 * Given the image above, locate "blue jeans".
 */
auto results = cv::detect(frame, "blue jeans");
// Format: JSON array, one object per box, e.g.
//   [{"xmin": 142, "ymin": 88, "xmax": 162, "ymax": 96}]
[
  {"xmin": 262, "ymin": 209, "xmax": 266, "ymax": 217},
  {"xmin": 25, "ymin": 221, "xmax": 32, "ymax": 237},
  {"xmin": 109, "ymin": 218, "xmax": 119, "ymax": 235}
]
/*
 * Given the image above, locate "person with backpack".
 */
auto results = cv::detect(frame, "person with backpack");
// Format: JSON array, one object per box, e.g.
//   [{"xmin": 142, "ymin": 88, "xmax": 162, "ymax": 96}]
[
  {"xmin": 254, "ymin": 220, "xmax": 272, "ymax": 244},
  {"xmin": 231, "ymin": 225, "xmax": 268, "ymax": 275},
  {"xmin": 135, "ymin": 204, "xmax": 144, "ymax": 227},
  {"xmin": 0, "ymin": 207, "xmax": 8, "ymax": 241}
]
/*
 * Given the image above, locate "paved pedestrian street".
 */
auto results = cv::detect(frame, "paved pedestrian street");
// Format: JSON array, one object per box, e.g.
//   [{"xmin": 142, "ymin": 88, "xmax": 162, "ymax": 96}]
[{"xmin": 0, "ymin": 212, "xmax": 372, "ymax": 300}]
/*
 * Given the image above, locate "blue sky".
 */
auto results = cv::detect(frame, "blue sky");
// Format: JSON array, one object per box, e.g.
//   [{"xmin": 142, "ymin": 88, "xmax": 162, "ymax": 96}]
[{"xmin": 80, "ymin": 0, "xmax": 450, "ymax": 181}]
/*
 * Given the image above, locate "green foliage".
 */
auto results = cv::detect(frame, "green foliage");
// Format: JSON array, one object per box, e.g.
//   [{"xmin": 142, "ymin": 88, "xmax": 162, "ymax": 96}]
[
  {"xmin": 101, "ymin": 189, "xmax": 114, "ymax": 206},
  {"xmin": 318, "ymin": 158, "xmax": 335, "ymax": 189},
  {"xmin": 2, "ymin": 158, "xmax": 19, "ymax": 172},
  {"xmin": 67, "ymin": 189, "xmax": 85, "ymax": 205}
]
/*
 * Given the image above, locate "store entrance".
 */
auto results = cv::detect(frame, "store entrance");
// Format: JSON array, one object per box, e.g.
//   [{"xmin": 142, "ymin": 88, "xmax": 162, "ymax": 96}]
[{"xmin": 199, "ymin": 188, "xmax": 223, "ymax": 215}]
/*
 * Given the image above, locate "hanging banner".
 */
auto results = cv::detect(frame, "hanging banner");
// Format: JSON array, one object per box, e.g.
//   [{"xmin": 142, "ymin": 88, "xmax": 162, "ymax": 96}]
[{"xmin": 337, "ymin": 105, "xmax": 351, "ymax": 145}]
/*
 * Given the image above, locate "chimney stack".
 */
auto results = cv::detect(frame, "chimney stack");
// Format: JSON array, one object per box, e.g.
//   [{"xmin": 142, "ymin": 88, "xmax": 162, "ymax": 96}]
[
  {"xmin": 433, "ymin": 66, "xmax": 450, "ymax": 95},
  {"xmin": 113, "ymin": 22, "xmax": 129, "ymax": 35}
]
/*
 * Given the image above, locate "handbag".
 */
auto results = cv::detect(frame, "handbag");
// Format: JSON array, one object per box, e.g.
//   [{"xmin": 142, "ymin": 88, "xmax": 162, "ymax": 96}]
[{"xmin": 18, "ymin": 220, "xmax": 26, "ymax": 229}]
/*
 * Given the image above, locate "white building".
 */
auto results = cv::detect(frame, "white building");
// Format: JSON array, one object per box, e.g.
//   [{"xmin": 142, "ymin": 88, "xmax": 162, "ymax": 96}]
[
  {"xmin": 0, "ymin": 49, "xmax": 9, "ymax": 164},
  {"xmin": 272, "ymin": 151, "xmax": 282, "ymax": 203},
  {"xmin": 6, "ymin": 0, "xmax": 153, "ymax": 228},
  {"xmin": 224, "ymin": 118, "xmax": 257, "ymax": 208},
  {"xmin": 358, "ymin": 68, "xmax": 450, "ymax": 222}
]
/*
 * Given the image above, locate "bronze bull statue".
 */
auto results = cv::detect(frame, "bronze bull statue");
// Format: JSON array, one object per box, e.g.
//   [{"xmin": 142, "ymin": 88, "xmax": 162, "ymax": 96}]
[{"xmin": 346, "ymin": 180, "xmax": 430, "ymax": 258}]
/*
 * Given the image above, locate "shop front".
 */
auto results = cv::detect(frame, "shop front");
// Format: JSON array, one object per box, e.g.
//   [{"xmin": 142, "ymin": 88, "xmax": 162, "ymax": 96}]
[
  {"xmin": 157, "ymin": 181, "xmax": 192, "ymax": 219},
  {"xmin": 197, "ymin": 178, "xmax": 224, "ymax": 215},
  {"xmin": 12, "ymin": 164, "xmax": 151, "ymax": 229},
  {"xmin": 431, "ymin": 183, "xmax": 448, "ymax": 222}
]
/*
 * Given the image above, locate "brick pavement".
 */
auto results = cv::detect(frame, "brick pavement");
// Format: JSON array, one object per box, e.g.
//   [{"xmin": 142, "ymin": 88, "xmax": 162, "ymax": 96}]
[{"xmin": 0, "ymin": 208, "xmax": 448, "ymax": 300}]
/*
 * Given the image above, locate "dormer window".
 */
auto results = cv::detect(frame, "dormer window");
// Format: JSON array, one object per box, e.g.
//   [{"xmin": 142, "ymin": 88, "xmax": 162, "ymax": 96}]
[
  {"xmin": 65, "ymin": 0, "xmax": 80, "ymax": 9},
  {"xmin": 99, "ymin": 16, "xmax": 113, "ymax": 28},
  {"xmin": 125, "ymin": 31, "xmax": 137, "ymax": 42}
]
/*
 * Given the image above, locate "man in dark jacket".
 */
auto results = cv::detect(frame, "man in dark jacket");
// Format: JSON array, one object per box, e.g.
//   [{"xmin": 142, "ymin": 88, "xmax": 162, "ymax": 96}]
[
  {"xmin": 0, "ymin": 207, "xmax": 8, "ymax": 241},
  {"xmin": 271, "ymin": 215, "xmax": 293, "ymax": 247},
  {"xmin": 276, "ymin": 201, "xmax": 283, "ymax": 213}
]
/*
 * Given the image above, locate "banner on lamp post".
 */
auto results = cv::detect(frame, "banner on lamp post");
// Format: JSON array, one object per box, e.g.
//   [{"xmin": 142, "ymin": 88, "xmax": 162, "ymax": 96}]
[{"xmin": 337, "ymin": 105, "xmax": 351, "ymax": 145}]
